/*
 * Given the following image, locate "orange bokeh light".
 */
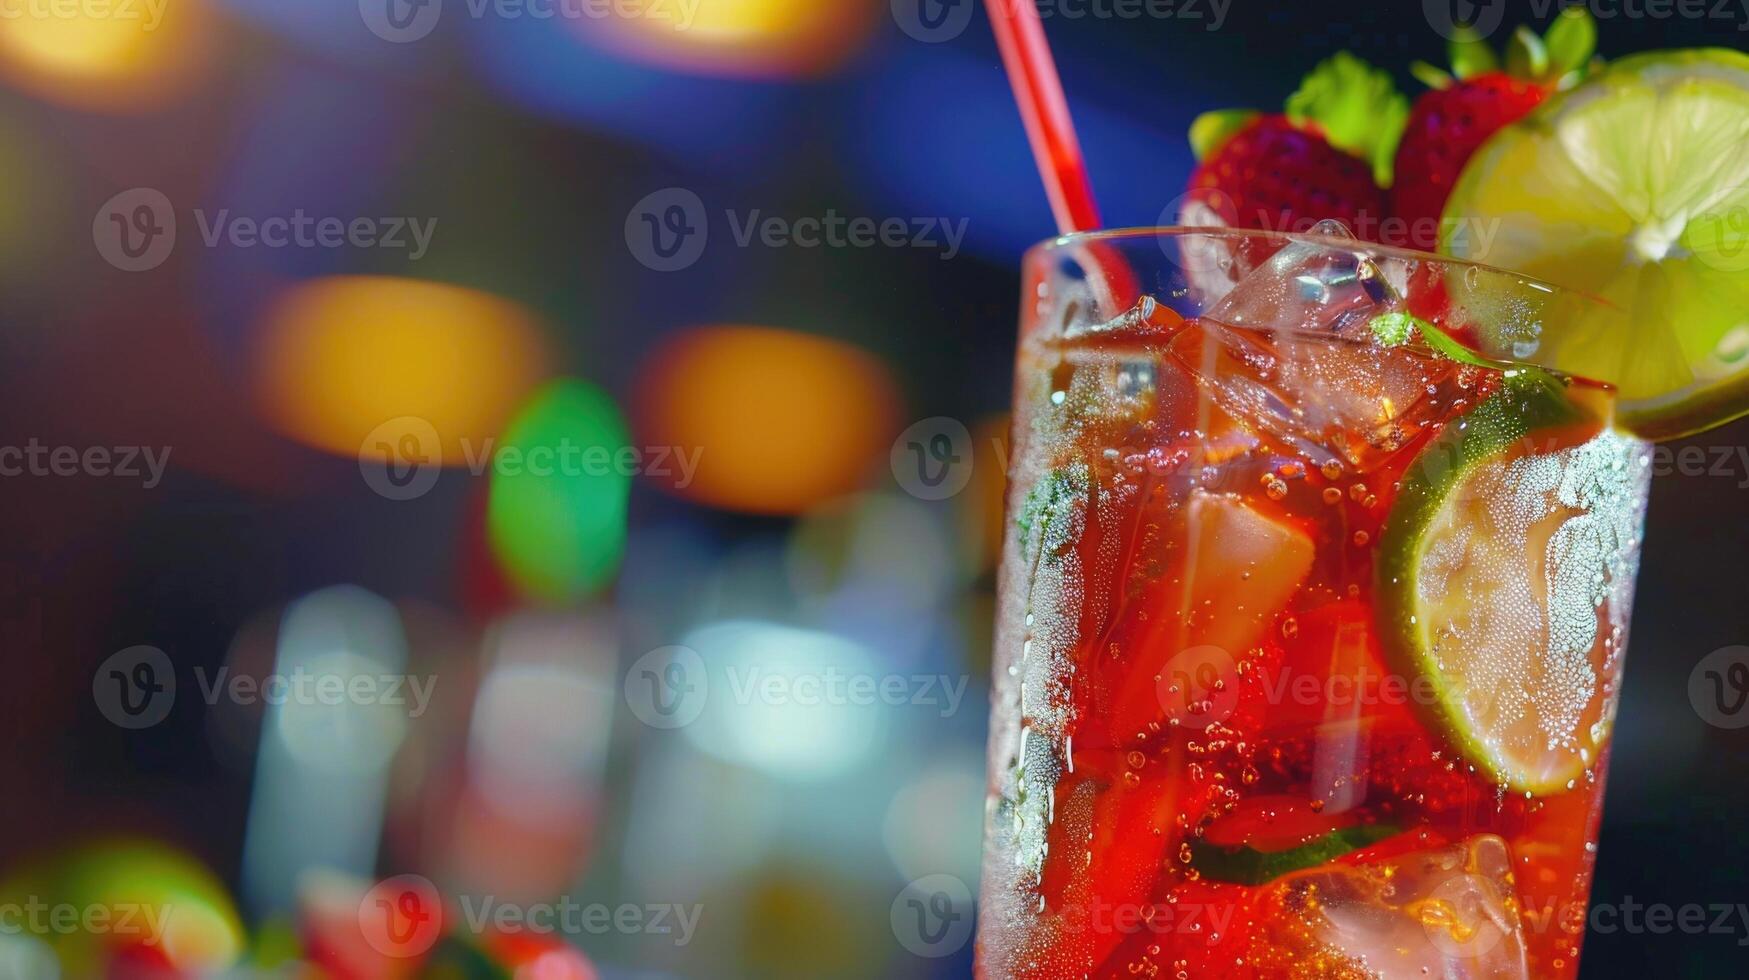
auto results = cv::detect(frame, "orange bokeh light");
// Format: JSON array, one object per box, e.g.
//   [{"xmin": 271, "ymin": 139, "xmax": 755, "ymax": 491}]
[
  {"xmin": 634, "ymin": 325, "xmax": 901, "ymax": 515},
  {"xmin": 581, "ymin": 0, "xmax": 880, "ymax": 78},
  {"xmin": 252, "ymin": 276, "xmax": 551, "ymax": 465},
  {"xmin": 0, "ymin": 0, "xmax": 212, "ymax": 109}
]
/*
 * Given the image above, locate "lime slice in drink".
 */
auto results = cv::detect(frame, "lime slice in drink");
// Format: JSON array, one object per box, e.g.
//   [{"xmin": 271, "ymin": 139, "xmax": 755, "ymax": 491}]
[
  {"xmin": 1189, "ymin": 794, "xmax": 1399, "ymax": 885},
  {"xmin": 1442, "ymin": 49, "xmax": 1749, "ymax": 440},
  {"xmin": 1375, "ymin": 370, "xmax": 1647, "ymax": 795}
]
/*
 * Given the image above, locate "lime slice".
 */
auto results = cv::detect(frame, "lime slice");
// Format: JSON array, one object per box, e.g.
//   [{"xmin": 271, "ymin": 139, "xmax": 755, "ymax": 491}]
[
  {"xmin": 1190, "ymin": 824, "xmax": 1400, "ymax": 886},
  {"xmin": 1442, "ymin": 49, "xmax": 1749, "ymax": 440},
  {"xmin": 1376, "ymin": 371, "xmax": 1647, "ymax": 795}
]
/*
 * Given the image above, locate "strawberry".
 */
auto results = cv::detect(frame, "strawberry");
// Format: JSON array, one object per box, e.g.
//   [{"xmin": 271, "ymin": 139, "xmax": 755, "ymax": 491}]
[
  {"xmin": 1391, "ymin": 8, "xmax": 1599, "ymax": 251},
  {"xmin": 1183, "ymin": 53, "xmax": 1408, "ymax": 242}
]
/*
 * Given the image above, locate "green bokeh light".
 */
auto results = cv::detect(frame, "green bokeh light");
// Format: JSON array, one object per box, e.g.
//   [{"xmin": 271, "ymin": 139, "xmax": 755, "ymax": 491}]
[{"xmin": 487, "ymin": 380, "xmax": 631, "ymax": 603}]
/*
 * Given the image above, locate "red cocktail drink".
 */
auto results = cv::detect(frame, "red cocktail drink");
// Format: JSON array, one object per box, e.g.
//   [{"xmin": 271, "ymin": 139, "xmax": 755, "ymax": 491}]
[{"xmin": 978, "ymin": 229, "xmax": 1649, "ymax": 979}]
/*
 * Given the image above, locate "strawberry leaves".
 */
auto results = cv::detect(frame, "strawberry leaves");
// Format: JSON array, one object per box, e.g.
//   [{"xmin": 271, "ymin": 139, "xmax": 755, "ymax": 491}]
[
  {"xmin": 1449, "ymin": 26, "xmax": 1499, "ymax": 81},
  {"xmin": 1188, "ymin": 109, "xmax": 1260, "ymax": 161},
  {"xmin": 1505, "ymin": 26, "xmax": 1550, "ymax": 80},
  {"xmin": 1284, "ymin": 52, "xmax": 1409, "ymax": 188},
  {"xmin": 1434, "ymin": 8, "xmax": 1597, "ymax": 91},
  {"xmin": 1545, "ymin": 6, "xmax": 1599, "ymax": 83}
]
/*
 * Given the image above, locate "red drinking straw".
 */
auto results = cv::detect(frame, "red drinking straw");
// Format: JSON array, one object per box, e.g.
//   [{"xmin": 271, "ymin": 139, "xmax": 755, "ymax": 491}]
[{"xmin": 983, "ymin": 0, "xmax": 1102, "ymax": 235}]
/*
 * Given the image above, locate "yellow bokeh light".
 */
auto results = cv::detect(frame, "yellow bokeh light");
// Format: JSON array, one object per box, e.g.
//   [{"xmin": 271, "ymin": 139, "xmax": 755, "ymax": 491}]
[
  {"xmin": 634, "ymin": 325, "xmax": 901, "ymax": 515},
  {"xmin": 585, "ymin": 0, "xmax": 879, "ymax": 77},
  {"xmin": 0, "ymin": 0, "xmax": 211, "ymax": 109},
  {"xmin": 253, "ymin": 276, "xmax": 551, "ymax": 465}
]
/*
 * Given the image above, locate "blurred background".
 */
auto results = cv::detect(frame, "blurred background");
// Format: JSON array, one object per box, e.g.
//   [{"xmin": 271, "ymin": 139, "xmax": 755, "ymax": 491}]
[{"xmin": 0, "ymin": 1, "xmax": 1746, "ymax": 977}]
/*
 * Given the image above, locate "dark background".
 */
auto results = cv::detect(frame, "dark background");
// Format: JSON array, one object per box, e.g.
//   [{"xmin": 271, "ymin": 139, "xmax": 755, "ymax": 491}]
[{"xmin": 0, "ymin": 0, "xmax": 1745, "ymax": 976}]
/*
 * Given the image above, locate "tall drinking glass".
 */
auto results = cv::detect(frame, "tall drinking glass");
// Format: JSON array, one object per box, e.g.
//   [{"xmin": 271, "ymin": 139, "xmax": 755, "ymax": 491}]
[{"xmin": 977, "ymin": 228, "xmax": 1650, "ymax": 979}]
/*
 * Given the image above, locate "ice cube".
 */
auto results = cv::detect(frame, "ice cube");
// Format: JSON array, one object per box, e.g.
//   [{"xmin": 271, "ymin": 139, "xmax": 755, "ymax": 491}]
[
  {"xmin": 1058, "ymin": 295, "xmax": 1186, "ymax": 346},
  {"xmin": 1261, "ymin": 834, "xmax": 1530, "ymax": 979},
  {"xmin": 1167, "ymin": 318, "xmax": 1463, "ymax": 472},
  {"xmin": 1207, "ymin": 220, "xmax": 1399, "ymax": 340}
]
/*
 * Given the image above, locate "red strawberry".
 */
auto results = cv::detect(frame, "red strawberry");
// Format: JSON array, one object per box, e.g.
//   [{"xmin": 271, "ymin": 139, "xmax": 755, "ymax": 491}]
[
  {"xmin": 1183, "ymin": 53, "xmax": 1408, "ymax": 243},
  {"xmin": 1392, "ymin": 8, "xmax": 1599, "ymax": 251},
  {"xmin": 1185, "ymin": 115, "xmax": 1385, "ymax": 238}
]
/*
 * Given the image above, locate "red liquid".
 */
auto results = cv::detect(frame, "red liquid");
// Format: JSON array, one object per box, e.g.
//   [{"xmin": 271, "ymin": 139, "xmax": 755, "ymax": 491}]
[{"xmin": 978, "ymin": 311, "xmax": 1643, "ymax": 979}]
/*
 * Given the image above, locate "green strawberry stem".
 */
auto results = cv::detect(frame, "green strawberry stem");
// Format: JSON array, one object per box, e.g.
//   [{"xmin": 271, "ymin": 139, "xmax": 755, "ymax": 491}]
[
  {"xmin": 1506, "ymin": 26, "xmax": 1550, "ymax": 79},
  {"xmin": 1438, "ymin": 8, "xmax": 1596, "ymax": 89},
  {"xmin": 1283, "ymin": 52, "xmax": 1408, "ymax": 188},
  {"xmin": 1545, "ymin": 6, "xmax": 1599, "ymax": 80},
  {"xmin": 1189, "ymin": 109, "xmax": 1261, "ymax": 161},
  {"xmin": 1449, "ymin": 27, "xmax": 1499, "ymax": 81}
]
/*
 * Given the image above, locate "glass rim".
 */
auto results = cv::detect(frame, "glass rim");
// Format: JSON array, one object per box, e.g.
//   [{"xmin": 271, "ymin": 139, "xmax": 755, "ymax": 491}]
[{"xmin": 1027, "ymin": 225, "xmax": 1618, "ymax": 312}]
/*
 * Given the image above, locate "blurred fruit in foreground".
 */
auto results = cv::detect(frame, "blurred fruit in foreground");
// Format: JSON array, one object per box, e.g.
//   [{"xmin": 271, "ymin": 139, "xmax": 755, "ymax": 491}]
[{"xmin": 0, "ymin": 839, "xmax": 243, "ymax": 976}]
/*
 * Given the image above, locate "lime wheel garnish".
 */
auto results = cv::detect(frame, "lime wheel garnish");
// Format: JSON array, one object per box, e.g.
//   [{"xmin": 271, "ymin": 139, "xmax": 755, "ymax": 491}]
[{"xmin": 1443, "ymin": 48, "xmax": 1749, "ymax": 440}]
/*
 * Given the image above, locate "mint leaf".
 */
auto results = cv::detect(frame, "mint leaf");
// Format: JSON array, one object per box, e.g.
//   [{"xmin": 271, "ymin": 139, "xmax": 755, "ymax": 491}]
[
  {"xmin": 1369, "ymin": 312, "xmax": 1419, "ymax": 347},
  {"xmin": 1017, "ymin": 464, "xmax": 1090, "ymax": 566},
  {"xmin": 1368, "ymin": 312, "xmax": 1496, "ymax": 369}
]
